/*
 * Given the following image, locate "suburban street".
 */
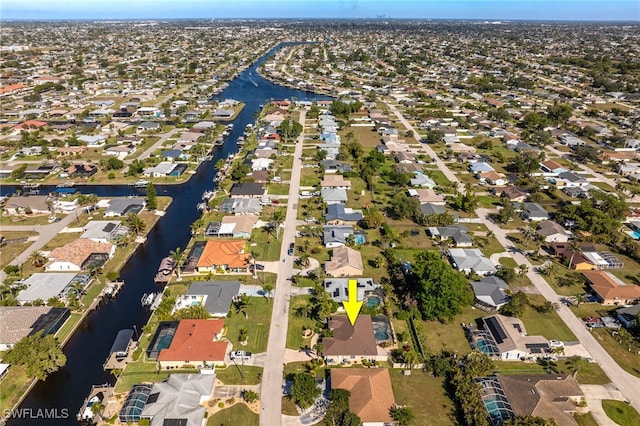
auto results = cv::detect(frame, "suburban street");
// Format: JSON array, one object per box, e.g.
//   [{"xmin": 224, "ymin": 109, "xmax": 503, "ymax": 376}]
[
  {"xmin": 0, "ymin": 208, "xmax": 84, "ymax": 282},
  {"xmin": 260, "ymin": 110, "xmax": 307, "ymax": 426},
  {"xmin": 391, "ymin": 102, "xmax": 640, "ymax": 412}
]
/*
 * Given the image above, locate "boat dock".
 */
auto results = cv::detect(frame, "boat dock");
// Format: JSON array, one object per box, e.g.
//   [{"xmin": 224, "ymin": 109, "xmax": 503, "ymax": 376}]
[
  {"xmin": 154, "ymin": 256, "xmax": 175, "ymax": 283},
  {"xmin": 77, "ymin": 384, "xmax": 117, "ymax": 424},
  {"xmin": 104, "ymin": 281, "xmax": 123, "ymax": 298},
  {"xmin": 103, "ymin": 329, "xmax": 136, "ymax": 371}
]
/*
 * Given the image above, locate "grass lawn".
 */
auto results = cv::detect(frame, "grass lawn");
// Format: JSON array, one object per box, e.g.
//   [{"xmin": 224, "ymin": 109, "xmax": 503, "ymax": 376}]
[
  {"xmin": 521, "ymin": 295, "xmax": 576, "ymax": 341},
  {"xmin": 267, "ymin": 183, "xmax": 290, "ymax": 195},
  {"xmin": 499, "ymin": 257, "xmax": 518, "ymax": 268},
  {"xmin": 417, "ymin": 307, "xmax": 480, "ymax": 355},
  {"xmin": 114, "ymin": 360, "xmax": 197, "ymax": 393},
  {"xmin": 207, "ymin": 404, "xmax": 259, "ymax": 426},
  {"xmin": 389, "ymin": 369, "xmax": 456, "ymax": 426},
  {"xmin": 0, "ymin": 239, "xmax": 34, "ymax": 268},
  {"xmin": 56, "ymin": 312, "xmax": 82, "ymax": 343},
  {"xmin": 250, "ymin": 228, "xmax": 282, "ymax": 262},
  {"xmin": 574, "ymin": 412, "xmax": 599, "ymax": 426},
  {"xmin": 287, "ymin": 295, "xmax": 318, "ymax": 350},
  {"xmin": 81, "ymin": 280, "xmax": 105, "ymax": 307},
  {"xmin": 590, "ymin": 328, "xmax": 640, "ymax": 378},
  {"xmin": 602, "ymin": 400, "xmax": 640, "ymax": 426},
  {"xmin": 493, "ymin": 359, "xmax": 609, "ymax": 384},
  {"xmin": 215, "ymin": 365, "xmax": 263, "ymax": 385},
  {"xmin": 41, "ymin": 231, "xmax": 82, "ymax": 251},
  {"xmin": 0, "ymin": 214, "xmax": 51, "ymax": 226},
  {"xmin": 0, "ymin": 365, "xmax": 31, "ymax": 413},
  {"xmin": 224, "ymin": 297, "xmax": 272, "ymax": 353},
  {"xmin": 300, "ymin": 167, "xmax": 321, "ymax": 187}
]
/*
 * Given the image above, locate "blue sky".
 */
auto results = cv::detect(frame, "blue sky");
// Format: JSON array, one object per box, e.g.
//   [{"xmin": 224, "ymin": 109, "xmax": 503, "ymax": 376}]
[{"xmin": 1, "ymin": 0, "xmax": 639, "ymax": 21}]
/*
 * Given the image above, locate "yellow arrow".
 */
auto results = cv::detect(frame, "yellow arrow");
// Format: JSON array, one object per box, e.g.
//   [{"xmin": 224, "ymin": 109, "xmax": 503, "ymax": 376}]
[{"xmin": 343, "ymin": 279, "xmax": 363, "ymax": 326}]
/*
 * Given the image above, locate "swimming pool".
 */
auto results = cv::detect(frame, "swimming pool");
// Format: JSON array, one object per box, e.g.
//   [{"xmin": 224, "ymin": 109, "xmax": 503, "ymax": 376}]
[
  {"xmin": 628, "ymin": 230, "xmax": 640, "ymax": 240},
  {"xmin": 372, "ymin": 317, "xmax": 392, "ymax": 342},
  {"xmin": 366, "ymin": 295, "xmax": 381, "ymax": 308}
]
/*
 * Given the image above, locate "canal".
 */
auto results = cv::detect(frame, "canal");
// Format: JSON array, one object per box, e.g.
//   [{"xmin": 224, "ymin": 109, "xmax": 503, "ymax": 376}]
[{"xmin": 7, "ymin": 42, "xmax": 329, "ymax": 425}]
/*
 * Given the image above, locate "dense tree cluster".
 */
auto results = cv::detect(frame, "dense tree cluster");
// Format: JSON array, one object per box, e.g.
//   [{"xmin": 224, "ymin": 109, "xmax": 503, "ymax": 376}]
[
  {"xmin": 289, "ymin": 372, "xmax": 321, "ymax": 409},
  {"xmin": 556, "ymin": 190, "xmax": 628, "ymax": 241},
  {"xmin": 325, "ymin": 389, "xmax": 363, "ymax": 426},
  {"xmin": 4, "ymin": 331, "xmax": 67, "ymax": 380},
  {"xmin": 330, "ymin": 100, "xmax": 364, "ymax": 118}
]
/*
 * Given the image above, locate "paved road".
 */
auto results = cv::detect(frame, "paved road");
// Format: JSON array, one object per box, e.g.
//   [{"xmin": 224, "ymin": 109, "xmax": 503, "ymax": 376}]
[
  {"xmin": 392, "ymin": 105, "xmax": 640, "ymax": 413},
  {"xmin": 0, "ymin": 208, "xmax": 84, "ymax": 282},
  {"xmin": 260, "ymin": 110, "xmax": 307, "ymax": 426},
  {"xmin": 123, "ymin": 128, "xmax": 182, "ymax": 165}
]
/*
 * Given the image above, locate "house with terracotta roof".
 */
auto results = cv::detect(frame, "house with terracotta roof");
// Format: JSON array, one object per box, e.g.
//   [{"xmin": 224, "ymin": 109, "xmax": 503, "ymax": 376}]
[
  {"xmin": 196, "ymin": 240, "xmax": 250, "ymax": 273},
  {"xmin": 157, "ymin": 319, "xmax": 228, "ymax": 369},
  {"xmin": 325, "ymin": 246, "xmax": 364, "ymax": 277},
  {"xmin": 329, "ymin": 368, "xmax": 396, "ymax": 426},
  {"xmin": 323, "ymin": 315, "xmax": 385, "ymax": 364},
  {"xmin": 45, "ymin": 239, "xmax": 115, "ymax": 271},
  {"xmin": 321, "ymin": 174, "xmax": 352, "ymax": 189},
  {"xmin": 583, "ymin": 271, "xmax": 640, "ymax": 305}
]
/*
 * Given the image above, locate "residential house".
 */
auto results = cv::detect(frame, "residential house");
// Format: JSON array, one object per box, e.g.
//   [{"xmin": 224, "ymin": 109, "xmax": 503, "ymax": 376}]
[
  {"xmin": 476, "ymin": 315, "xmax": 552, "ymax": 360},
  {"xmin": 520, "ymin": 202, "xmax": 549, "ymax": 221},
  {"xmin": 479, "ymin": 171, "xmax": 507, "ymax": 186},
  {"xmin": 209, "ymin": 216, "xmax": 259, "ymax": 239},
  {"xmin": 251, "ymin": 158, "xmax": 273, "ymax": 171},
  {"xmin": 157, "ymin": 319, "xmax": 228, "ymax": 369},
  {"xmin": 429, "ymin": 225, "xmax": 474, "ymax": 247},
  {"xmin": 105, "ymin": 145, "xmax": 136, "ymax": 159},
  {"xmin": 16, "ymin": 273, "xmax": 82, "ymax": 305},
  {"xmin": 583, "ymin": 271, "xmax": 640, "ymax": 305},
  {"xmin": 196, "ymin": 240, "xmax": 249, "ymax": 273},
  {"xmin": 172, "ymin": 281, "xmax": 241, "ymax": 317},
  {"xmin": 81, "ymin": 220, "xmax": 126, "ymax": 243},
  {"xmin": 420, "ymin": 202, "xmax": 448, "ymax": 216},
  {"xmin": 321, "ymin": 160, "xmax": 351, "ymax": 174},
  {"xmin": 0, "ymin": 306, "xmax": 70, "ymax": 350},
  {"xmin": 325, "ymin": 204, "xmax": 363, "ymax": 225},
  {"xmin": 66, "ymin": 163, "xmax": 97, "ymax": 178},
  {"xmin": 407, "ymin": 188, "xmax": 446, "ymax": 206},
  {"xmin": 555, "ymin": 172, "xmax": 589, "ymax": 188},
  {"xmin": 448, "ymin": 248, "xmax": 496, "ymax": 275},
  {"xmin": 321, "ymin": 174, "xmax": 352, "ymax": 189},
  {"xmin": 470, "ymin": 162, "xmax": 496, "ymax": 174},
  {"xmin": 540, "ymin": 160, "xmax": 569, "ymax": 175},
  {"xmin": 229, "ymin": 183, "xmax": 265, "ymax": 199},
  {"xmin": 45, "ymin": 239, "xmax": 115, "ymax": 271},
  {"xmin": 537, "ymin": 221, "xmax": 571, "ymax": 243},
  {"xmin": 143, "ymin": 162, "xmax": 179, "ymax": 177},
  {"xmin": 321, "ymin": 188, "xmax": 348, "ymax": 205},
  {"xmin": 323, "ymin": 225, "xmax": 355, "ymax": 248},
  {"xmin": 493, "ymin": 186, "xmax": 528, "ymax": 203},
  {"xmin": 4, "ymin": 195, "xmax": 52, "ymax": 215},
  {"xmin": 330, "ymin": 369, "xmax": 395, "ymax": 426},
  {"xmin": 323, "ymin": 278, "xmax": 380, "ymax": 305},
  {"xmin": 471, "ymin": 276, "xmax": 510, "ymax": 310},
  {"xmin": 323, "ymin": 315, "xmax": 386, "ymax": 364},
  {"xmin": 616, "ymin": 305, "xmax": 640, "ymax": 329},
  {"xmin": 137, "ymin": 121, "xmax": 161, "ymax": 132},
  {"xmin": 104, "ymin": 198, "xmax": 145, "ymax": 217},
  {"xmin": 410, "ymin": 172, "xmax": 436, "ymax": 188},
  {"xmin": 325, "ymin": 246, "xmax": 364, "ymax": 277},
  {"xmin": 78, "ymin": 135, "xmax": 106, "ymax": 147},
  {"xmin": 218, "ymin": 198, "xmax": 262, "ymax": 215},
  {"xmin": 495, "ymin": 374, "xmax": 584, "ymax": 426},
  {"xmin": 140, "ymin": 374, "xmax": 215, "ymax": 426}
]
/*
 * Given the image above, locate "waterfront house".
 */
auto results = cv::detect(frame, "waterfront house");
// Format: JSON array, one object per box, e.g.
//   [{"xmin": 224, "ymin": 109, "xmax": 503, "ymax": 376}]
[
  {"xmin": 104, "ymin": 198, "xmax": 145, "ymax": 217},
  {"xmin": 45, "ymin": 239, "xmax": 115, "ymax": 271},
  {"xmin": 80, "ymin": 220, "xmax": 126, "ymax": 243},
  {"xmin": 66, "ymin": 163, "xmax": 97, "ymax": 178},
  {"xmin": 207, "ymin": 215, "xmax": 259, "ymax": 239},
  {"xmin": 196, "ymin": 240, "xmax": 250, "ymax": 273},
  {"xmin": 157, "ymin": 319, "xmax": 228, "ymax": 369},
  {"xmin": 172, "ymin": 281, "xmax": 241, "ymax": 317},
  {"xmin": 325, "ymin": 246, "xmax": 364, "ymax": 277},
  {"xmin": 329, "ymin": 368, "xmax": 396, "ymax": 426},
  {"xmin": 15, "ymin": 272, "xmax": 83, "ymax": 305},
  {"xmin": 143, "ymin": 162, "xmax": 179, "ymax": 177},
  {"xmin": 140, "ymin": 374, "xmax": 215, "ymax": 426},
  {"xmin": 0, "ymin": 306, "xmax": 70, "ymax": 350},
  {"xmin": 229, "ymin": 183, "xmax": 265, "ymax": 199},
  {"xmin": 4, "ymin": 195, "xmax": 52, "ymax": 215}
]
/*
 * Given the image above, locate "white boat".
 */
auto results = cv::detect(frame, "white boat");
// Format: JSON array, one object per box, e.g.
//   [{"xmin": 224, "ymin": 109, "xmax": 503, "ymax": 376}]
[
  {"xmin": 141, "ymin": 293, "xmax": 155, "ymax": 307},
  {"xmin": 237, "ymin": 136, "xmax": 245, "ymax": 145},
  {"xmin": 202, "ymin": 190, "xmax": 214, "ymax": 200}
]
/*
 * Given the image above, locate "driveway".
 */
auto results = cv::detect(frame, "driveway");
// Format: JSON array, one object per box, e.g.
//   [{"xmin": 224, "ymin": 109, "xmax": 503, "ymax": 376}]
[{"xmin": 581, "ymin": 384, "xmax": 628, "ymax": 426}]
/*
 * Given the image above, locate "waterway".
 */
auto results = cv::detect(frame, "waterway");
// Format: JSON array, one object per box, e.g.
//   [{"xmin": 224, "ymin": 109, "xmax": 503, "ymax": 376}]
[{"xmin": 7, "ymin": 42, "xmax": 329, "ymax": 425}]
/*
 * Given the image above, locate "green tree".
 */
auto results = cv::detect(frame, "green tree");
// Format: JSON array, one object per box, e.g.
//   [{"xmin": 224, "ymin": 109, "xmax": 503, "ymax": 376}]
[
  {"xmin": 145, "ymin": 182, "xmax": 157, "ymax": 210},
  {"xmin": 242, "ymin": 389, "xmax": 259, "ymax": 403},
  {"xmin": 4, "ymin": 331, "xmax": 66, "ymax": 380},
  {"xmin": 173, "ymin": 304, "xmax": 210, "ymax": 319},
  {"xmin": 390, "ymin": 192, "xmax": 419, "ymax": 220},
  {"xmin": 389, "ymin": 406, "xmax": 415, "ymax": 426},
  {"xmin": 501, "ymin": 292, "xmax": 529, "ymax": 317},
  {"xmin": 290, "ymin": 372, "xmax": 321, "ymax": 409},
  {"xmin": 270, "ymin": 210, "xmax": 285, "ymax": 240},
  {"xmin": 503, "ymin": 415, "xmax": 559, "ymax": 426},
  {"xmin": 169, "ymin": 247, "xmax": 185, "ymax": 280},
  {"xmin": 125, "ymin": 212, "xmax": 146, "ymax": 236},
  {"xmin": 106, "ymin": 157, "xmax": 124, "ymax": 170},
  {"xmin": 409, "ymin": 251, "xmax": 473, "ymax": 322},
  {"xmin": 28, "ymin": 250, "xmax": 48, "ymax": 268}
]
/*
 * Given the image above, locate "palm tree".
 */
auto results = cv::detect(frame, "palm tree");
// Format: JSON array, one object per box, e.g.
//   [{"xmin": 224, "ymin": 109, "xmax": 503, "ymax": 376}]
[
  {"xmin": 215, "ymin": 159, "xmax": 226, "ymax": 171},
  {"xmin": 403, "ymin": 349, "xmax": 420, "ymax": 371},
  {"xmin": 28, "ymin": 250, "xmax": 47, "ymax": 268},
  {"xmin": 270, "ymin": 210, "xmax": 285, "ymax": 240},
  {"xmin": 125, "ymin": 213, "xmax": 146, "ymax": 236},
  {"xmin": 313, "ymin": 342, "xmax": 324, "ymax": 359},
  {"xmin": 567, "ymin": 240, "xmax": 582, "ymax": 270},
  {"xmin": 518, "ymin": 264, "xmax": 529, "ymax": 285},
  {"xmin": 299, "ymin": 253, "xmax": 311, "ymax": 268},
  {"xmin": 263, "ymin": 284, "xmax": 274, "ymax": 301},
  {"xmin": 522, "ymin": 225, "xmax": 537, "ymax": 248},
  {"xmin": 170, "ymin": 247, "xmax": 185, "ymax": 280},
  {"xmin": 234, "ymin": 294, "xmax": 249, "ymax": 318},
  {"xmin": 190, "ymin": 218, "xmax": 205, "ymax": 236}
]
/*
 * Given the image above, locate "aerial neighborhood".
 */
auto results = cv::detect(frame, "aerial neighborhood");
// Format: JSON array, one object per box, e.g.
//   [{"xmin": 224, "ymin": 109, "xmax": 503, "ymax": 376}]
[{"xmin": 1, "ymin": 16, "xmax": 640, "ymax": 426}]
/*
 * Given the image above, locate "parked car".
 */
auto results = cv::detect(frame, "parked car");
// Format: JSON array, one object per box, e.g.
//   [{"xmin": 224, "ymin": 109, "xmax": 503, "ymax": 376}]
[
  {"xmin": 549, "ymin": 340, "xmax": 564, "ymax": 348},
  {"xmin": 230, "ymin": 350, "xmax": 252, "ymax": 360},
  {"xmin": 249, "ymin": 264, "xmax": 265, "ymax": 271},
  {"xmin": 586, "ymin": 322, "xmax": 605, "ymax": 329},
  {"xmin": 288, "ymin": 243, "xmax": 294, "ymax": 256}
]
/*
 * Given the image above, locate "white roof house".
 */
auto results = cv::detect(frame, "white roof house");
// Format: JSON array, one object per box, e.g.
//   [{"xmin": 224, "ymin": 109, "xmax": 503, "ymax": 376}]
[
  {"xmin": 16, "ymin": 273, "xmax": 79, "ymax": 304},
  {"xmin": 448, "ymin": 248, "xmax": 496, "ymax": 275}
]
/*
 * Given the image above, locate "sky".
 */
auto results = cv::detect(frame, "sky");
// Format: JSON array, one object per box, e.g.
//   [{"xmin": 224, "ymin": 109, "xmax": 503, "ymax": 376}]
[{"xmin": 1, "ymin": 0, "xmax": 639, "ymax": 21}]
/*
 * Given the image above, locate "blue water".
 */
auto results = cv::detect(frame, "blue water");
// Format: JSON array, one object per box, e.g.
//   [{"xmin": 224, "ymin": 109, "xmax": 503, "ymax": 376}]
[
  {"xmin": 366, "ymin": 296, "xmax": 381, "ymax": 307},
  {"xmin": 629, "ymin": 230, "xmax": 640, "ymax": 240},
  {"xmin": 9, "ymin": 42, "xmax": 330, "ymax": 426}
]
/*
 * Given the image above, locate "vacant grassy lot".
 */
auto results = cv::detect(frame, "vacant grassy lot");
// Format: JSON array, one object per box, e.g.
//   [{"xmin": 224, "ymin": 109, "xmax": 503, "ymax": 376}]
[
  {"xmin": 0, "ymin": 365, "xmax": 31, "ymax": 413},
  {"xmin": 224, "ymin": 297, "xmax": 272, "ymax": 353},
  {"xmin": 602, "ymin": 400, "xmax": 640, "ymax": 426},
  {"xmin": 207, "ymin": 404, "xmax": 259, "ymax": 426},
  {"xmin": 389, "ymin": 369, "xmax": 456, "ymax": 426},
  {"xmin": 250, "ymin": 227, "xmax": 282, "ymax": 262},
  {"xmin": 287, "ymin": 295, "xmax": 318, "ymax": 350},
  {"xmin": 521, "ymin": 294, "xmax": 576, "ymax": 341}
]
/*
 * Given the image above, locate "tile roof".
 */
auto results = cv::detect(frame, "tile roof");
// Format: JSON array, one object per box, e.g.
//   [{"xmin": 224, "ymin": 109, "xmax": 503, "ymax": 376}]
[
  {"xmin": 325, "ymin": 246, "xmax": 364, "ymax": 275},
  {"xmin": 47, "ymin": 239, "xmax": 113, "ymax": 269},
  {"xmin": 330, "ymin": 368, "xmax": 395, "ymax": 423},
  {"xmin": 196, "ymin": 239, "xmax": 249, "ymax": 269},
  {"xmin": 158, "ymin": 319, "xmax": 227, "ymax": 363},
  {"xmin": 583, "ymin": 271, "xmax": 640, "ymax": 301},
  {"xmin": 0, "ymin": 306, "xmax": 53, "ymax": 344}
]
